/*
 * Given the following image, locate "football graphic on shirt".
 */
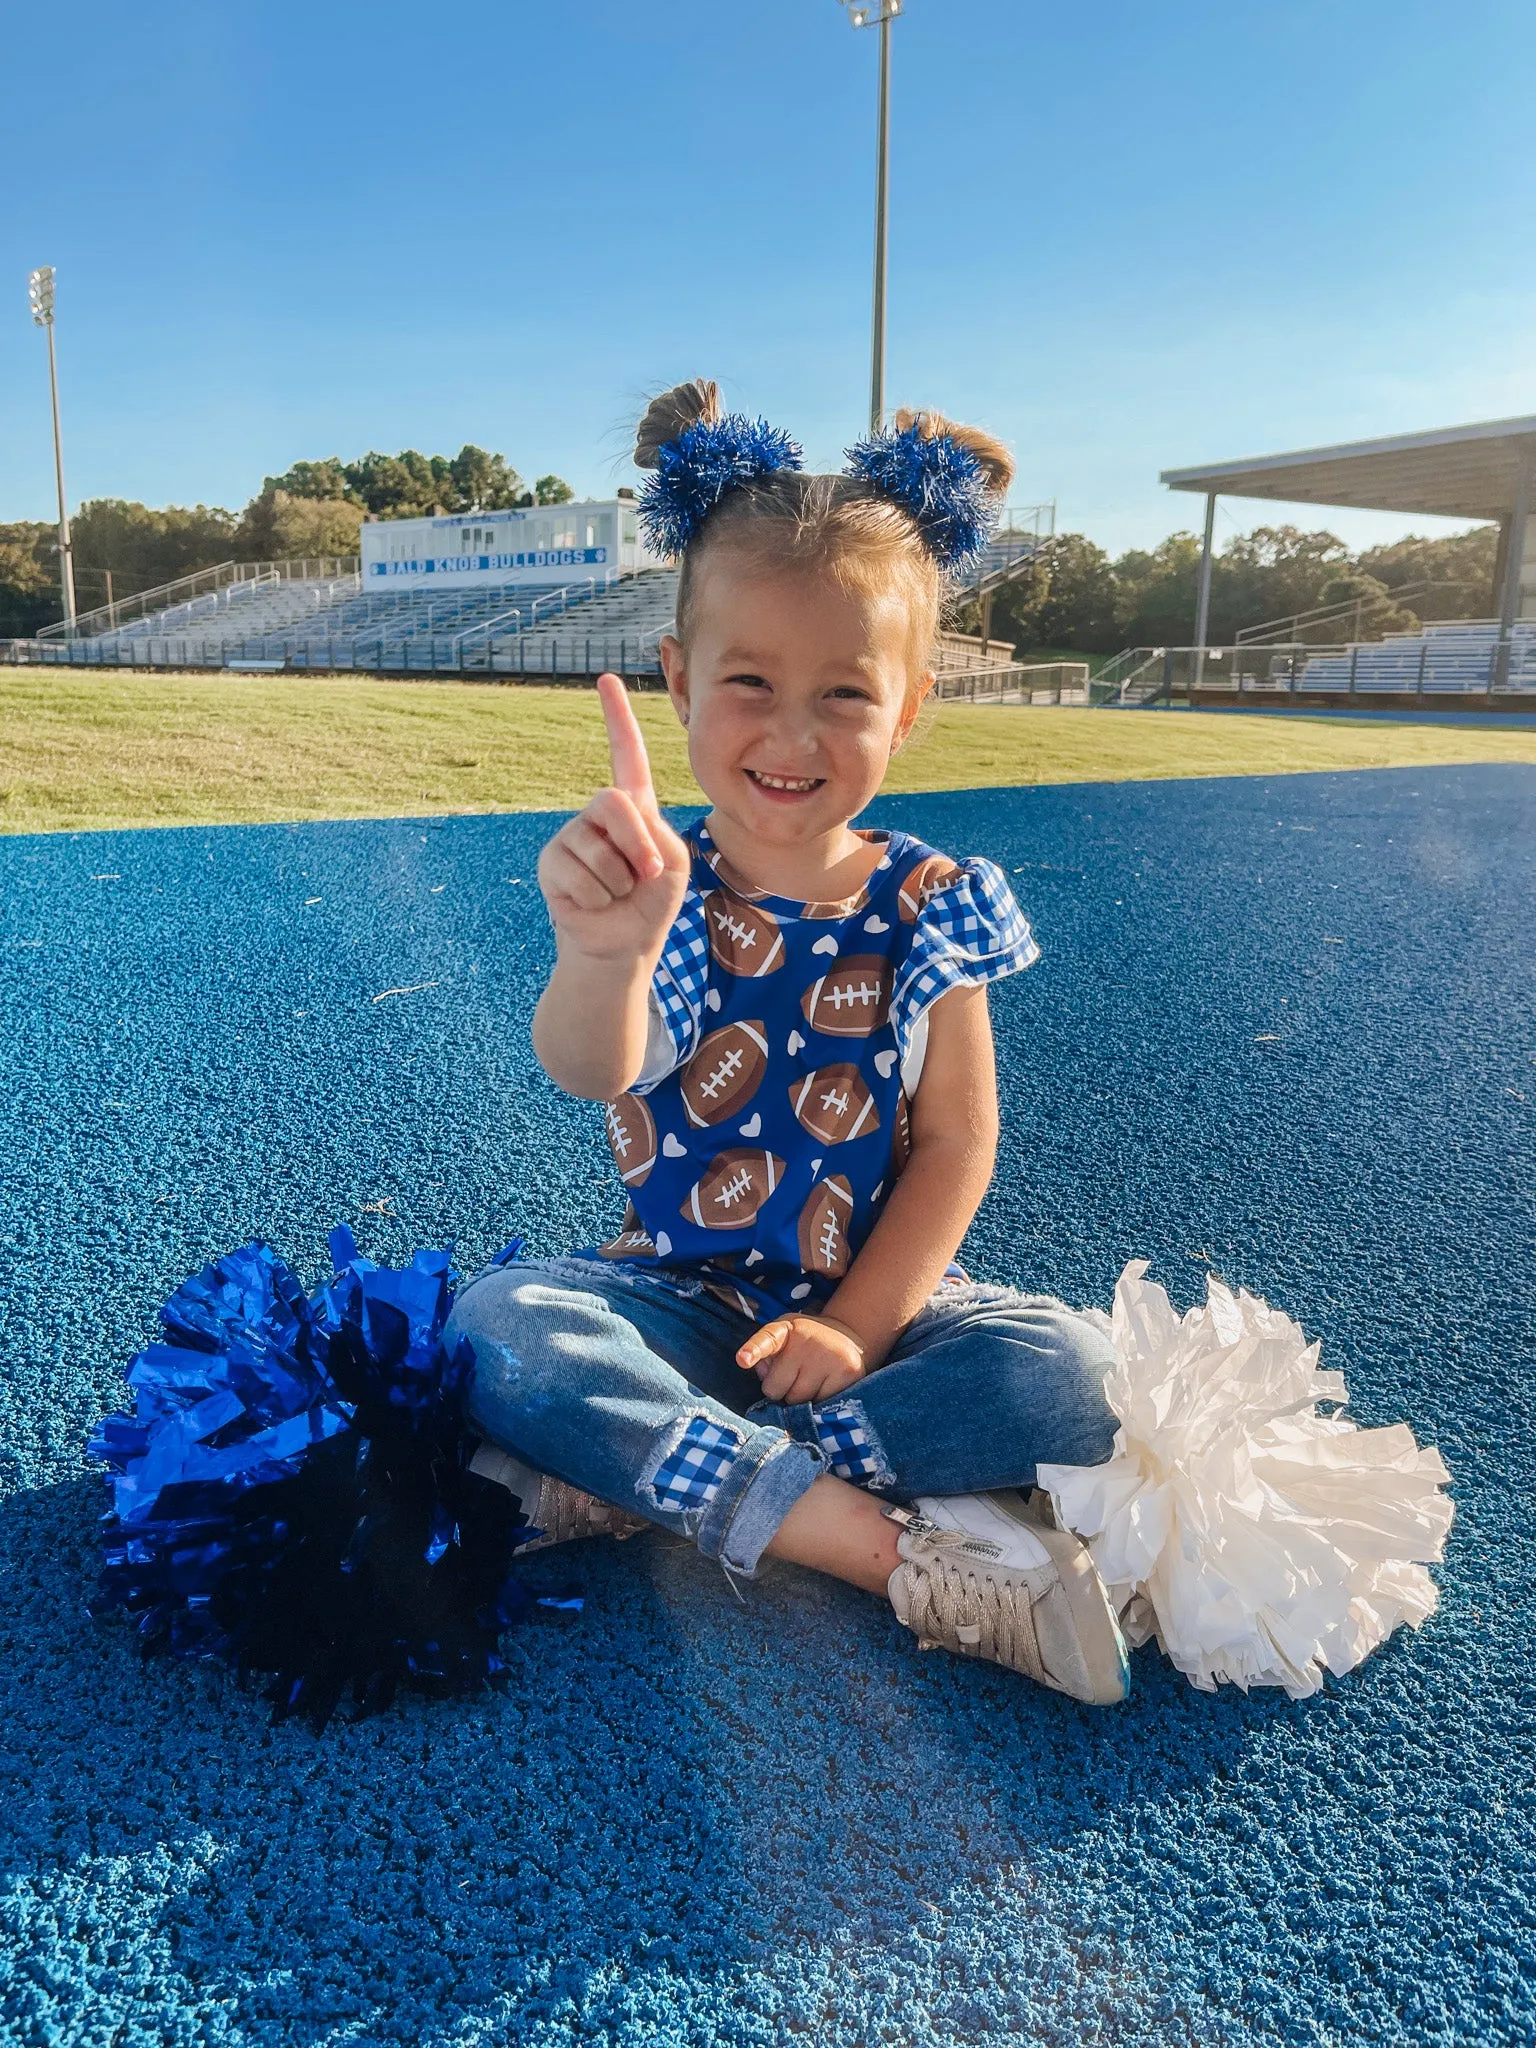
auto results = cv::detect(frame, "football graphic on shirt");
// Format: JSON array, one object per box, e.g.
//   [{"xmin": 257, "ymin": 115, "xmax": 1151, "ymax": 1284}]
[
  {"xmin": 598, "ymin": 1203, "xmax": 657, "ymax": 1259},
  {"xmin": 682, "ymin": 1149, "xmax": 786, "ymax": 1231},
  {"xmin": 703, "ymin": 1276, "xmax": 759, "ymax": 1319},
  {"xmin": 890, "ymin": 1088, "xmax": 913, "ymax": 1174},
  {"xmin": 604, "ymin": 1092, "xmax": 657, "ymax": 1186},
  {"xmin": 703, "ymin": 890, "xmax": 785, "ymax": 977},
  {"xmin": 680, "ymin": 1020, "xmax": 769, "ymax": 1128},
  {"xmin": 704, "ymin": 848, "xmax": 769, "ymax": 903},
  {"xmin": 897, "ymin": 853, "xmax": 963, "ymax": 922},
  {"xmin": 788, "ymin": 1063, "xmax": 881, "ymax": 1145},
  {"xmin": 798, "ymin": 1174, "xmax": 855, "ymax": 1277},
  {"xmin": 800, "ymin": 884, "xmax": 871, "ymax": 921},
  {"xmin": 800, "ymin": 956, "xmax": 894, "ymax": 1037}
]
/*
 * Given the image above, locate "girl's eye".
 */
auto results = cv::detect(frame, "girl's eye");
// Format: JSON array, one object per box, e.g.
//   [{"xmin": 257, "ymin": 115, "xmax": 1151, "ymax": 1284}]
[
  {"xmin": 725, "ymin": 673, "xmax": 769, "ymax": 690},
  {"xmin": 828, "ymin": 686, "xmax": 873, "ymax": 703}
]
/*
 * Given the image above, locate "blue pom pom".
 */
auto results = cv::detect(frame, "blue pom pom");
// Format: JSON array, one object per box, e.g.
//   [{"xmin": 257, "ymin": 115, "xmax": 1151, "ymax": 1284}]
[
  {"xmin": 91, "ymin": 1242, "xmax": 350, "ymax": 1529},
  {"xmin": 89, "ymin": 1233, "xmax": 543, "ymax": 1729},
  {"xmin": 638, "ymin": 414, "xmax": 803, "ymax": 558},
  {"xmin": 843, "ymin": 423, "xmax": 998, "ymax": 574}
]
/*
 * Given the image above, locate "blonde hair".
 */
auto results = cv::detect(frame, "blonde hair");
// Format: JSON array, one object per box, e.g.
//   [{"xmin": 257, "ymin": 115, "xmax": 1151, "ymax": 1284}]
[{"xmin": 634, "ymin": 381, "xmax": 1014, "ymax": 698}]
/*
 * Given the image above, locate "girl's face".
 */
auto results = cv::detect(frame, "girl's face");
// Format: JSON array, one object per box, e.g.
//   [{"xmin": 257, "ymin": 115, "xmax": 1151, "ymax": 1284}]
[{"xmin": 659, "ymin": 556, "xmax": 927, "ymax": 853}]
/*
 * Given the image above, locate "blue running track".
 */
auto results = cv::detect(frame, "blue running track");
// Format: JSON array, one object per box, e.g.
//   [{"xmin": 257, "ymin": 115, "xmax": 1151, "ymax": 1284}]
[{"xmin": 1, "ymin": 765, "xmax": 1531, "ymax": 2047}]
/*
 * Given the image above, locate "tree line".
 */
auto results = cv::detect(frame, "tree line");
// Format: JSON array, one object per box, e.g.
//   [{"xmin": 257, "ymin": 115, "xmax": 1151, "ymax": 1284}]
[
  {"xmin": 960, "ymin": 522, "xmax": 1499, "ymax": 657},
  {"xmin": 0, "ymin": 443, "xmax": 576, "ymax": 635},
  {"xmin": 2, "ymin": 461, "xmax": 1500, "ymax": 647}
]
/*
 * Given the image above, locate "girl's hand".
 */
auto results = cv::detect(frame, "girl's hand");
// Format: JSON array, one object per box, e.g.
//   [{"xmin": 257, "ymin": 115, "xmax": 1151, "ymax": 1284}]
[
  {"xmin": 537, "ymin": 674, "xmax": 692, "ymax": 964},
  {"xmin": 737, "ymin": 1315, "xmax": 867, "ymax": 1405}
]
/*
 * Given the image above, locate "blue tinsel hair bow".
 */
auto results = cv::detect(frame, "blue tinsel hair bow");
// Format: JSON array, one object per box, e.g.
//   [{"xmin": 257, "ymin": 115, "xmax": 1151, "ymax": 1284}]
[
  {"xmin": 637, "ymin": 415, "xmax": 803, "ymax": 559},
  {"xmin": 843, "ymin": 421, "xmax": 999, "ymax": 575}
]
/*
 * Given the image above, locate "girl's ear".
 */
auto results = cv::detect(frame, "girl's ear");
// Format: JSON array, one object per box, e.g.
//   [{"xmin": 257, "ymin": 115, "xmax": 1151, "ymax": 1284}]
[
  {"xmin": 890, "ymin": 672, "xmax": 934, "ymax": 754},
  {"xmin": 660, "ymin": 634, "xmax": 691, "ymax": 726}
]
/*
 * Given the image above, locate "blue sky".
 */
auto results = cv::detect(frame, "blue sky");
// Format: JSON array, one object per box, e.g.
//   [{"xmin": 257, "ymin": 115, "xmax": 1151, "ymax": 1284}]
[{"xmin": 2, "ymin": 0, "xmax": 1532, "ymax": 554}]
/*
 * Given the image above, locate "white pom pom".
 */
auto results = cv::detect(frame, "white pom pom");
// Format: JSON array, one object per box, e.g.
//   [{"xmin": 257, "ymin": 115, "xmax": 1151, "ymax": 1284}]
[{"xmin": 1037, "ymin": 1261, "xmax": 1455, "ymax": 1697}]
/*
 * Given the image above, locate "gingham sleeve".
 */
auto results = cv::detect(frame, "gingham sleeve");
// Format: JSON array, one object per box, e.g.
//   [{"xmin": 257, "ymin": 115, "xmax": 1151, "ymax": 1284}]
[
  {"xmin": 634, "ymin": 880, "xmax": 709, "ymax": 1091},
  {"xmin": 891, "ymin": 857, "xmax": 1039, "ymax": 1063}
]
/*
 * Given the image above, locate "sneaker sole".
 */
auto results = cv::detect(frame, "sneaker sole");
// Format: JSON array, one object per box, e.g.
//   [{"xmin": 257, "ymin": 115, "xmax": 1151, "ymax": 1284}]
[{"xmin": 990, "ymin": 1491, "xmax": 1131, "ymax": 1705}]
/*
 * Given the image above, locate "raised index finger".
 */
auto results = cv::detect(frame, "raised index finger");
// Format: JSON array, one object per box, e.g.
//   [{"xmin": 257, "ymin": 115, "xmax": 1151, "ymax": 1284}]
[{"xmin": 597, "ymin": 673, "xmax": 655, "ymax": 805}]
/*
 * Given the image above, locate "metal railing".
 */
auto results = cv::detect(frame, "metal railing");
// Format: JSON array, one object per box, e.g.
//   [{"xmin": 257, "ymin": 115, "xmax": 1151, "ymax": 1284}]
[
  {"xmin": 1234, "ymin": 581, "xmax": 1495, "ymax": 646},
  {"xmin": 1088, "ymin": 637, "xmax": 1536, "ymax": 706},
  {"xmin": 933, "ymin": 660, "xmax": 1090, "ymax": 706},
  {"xmin": 1233, "ymin": 582, "xmax": 1431, "ymax": 647},
  {"xmin": 451, "ymin": 598, "xmax": 529, "ymax": 650},
  {"xmin": 36, "ymin": 557, "xmax": 359, "ymax": 640},
  {"xmin": 0, "ymin": 630, "xmax": 668, "ymax": 679}
]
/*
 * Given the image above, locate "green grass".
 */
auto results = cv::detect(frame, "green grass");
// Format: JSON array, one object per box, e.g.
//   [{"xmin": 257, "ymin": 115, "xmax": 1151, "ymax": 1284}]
[{"xmin": 2, "ymin": 667, "xmax": 1533, "ymax": 835}]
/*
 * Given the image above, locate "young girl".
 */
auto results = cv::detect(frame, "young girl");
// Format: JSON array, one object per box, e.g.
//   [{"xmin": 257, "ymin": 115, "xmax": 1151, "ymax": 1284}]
[{"xmin": 444, "ymin": 380, "xmax": 1132, "ymax": 1706}]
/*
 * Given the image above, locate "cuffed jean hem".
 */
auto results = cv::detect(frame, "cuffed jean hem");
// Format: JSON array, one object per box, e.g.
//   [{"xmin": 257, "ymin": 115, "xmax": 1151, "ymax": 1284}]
[{"xmin": 695, "ymin": 1427, "xmax": 825, "ymax": 1577}]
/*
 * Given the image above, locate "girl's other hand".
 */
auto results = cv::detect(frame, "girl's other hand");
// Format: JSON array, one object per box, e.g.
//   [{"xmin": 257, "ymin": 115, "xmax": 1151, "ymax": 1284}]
[
  {"xmin": 537, "ymin": 674, "xmax": 692, "ymax": 963},
  {"xmin": 737, "ymin": 1315, "xmax": 867, "ymax": 1405}
]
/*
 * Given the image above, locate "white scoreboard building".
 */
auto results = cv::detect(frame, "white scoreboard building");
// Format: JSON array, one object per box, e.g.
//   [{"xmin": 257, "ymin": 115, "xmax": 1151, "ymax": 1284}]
[{"xmin": 359, "ymin": 499, "xmax": 664, "ymax": 590}]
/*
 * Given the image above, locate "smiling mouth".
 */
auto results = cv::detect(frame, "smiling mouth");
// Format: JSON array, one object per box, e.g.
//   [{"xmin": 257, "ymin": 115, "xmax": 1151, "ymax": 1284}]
[{"xmin": 745, "ymin": 769, "xmax": 824, "ymax": 794}]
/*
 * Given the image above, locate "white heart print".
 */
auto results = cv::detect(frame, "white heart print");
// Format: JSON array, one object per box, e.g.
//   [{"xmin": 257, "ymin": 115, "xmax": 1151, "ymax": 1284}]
[
  {"xmin": 864, "ymin": 914, "xmax": 890, "ymax": 934},
  {"xmin": 810, "ymin": 1157, "xmax": 823, "ymax": 1174},
  {"xmin": 653, "ymin": 1231, "xmax": 672, "ymax": 1258},
  {"xmin": 739, "ymin": 1112, "xmax": 762, "ymax": 1137},
  {"xmin": 790, "ymin": 1283, "xmax": 812, "ymax": 1300},
  {"xmin": 662, "ymin": 1133, "xmax": 687, "ymax": 1158},
  {"xmin": 811, "ymin": 935, "xmax": 839, "ymax": 958},
  {"xmin": 787, "ymin": 1030, "xmax": 805, "ymax": 1056},
  {"xmin": 874, "ymin": 1049, "xmax": 897, "ymax": 1079},
  {"xmin": 705, "ymin": 988, "xmax": 721, "ymax": 1012},
  {"xmin": 744, "ymin": 1249, "xmax": 764, "ymax": 1266}
]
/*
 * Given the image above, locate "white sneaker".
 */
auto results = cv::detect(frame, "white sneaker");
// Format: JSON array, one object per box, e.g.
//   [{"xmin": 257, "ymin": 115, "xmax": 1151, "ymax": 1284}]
[
  {"xmin": 469, "ymin": 1444, "xmax": 648, "ymax": 1552},
  {"xmin": 885, "ymin": 1490, "xmax": 1130, "ymax": 1706}
]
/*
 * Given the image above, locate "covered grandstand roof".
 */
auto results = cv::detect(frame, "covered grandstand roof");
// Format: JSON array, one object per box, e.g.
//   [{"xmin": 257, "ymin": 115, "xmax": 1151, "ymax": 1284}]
[{"xmin": 1161, "ymin": 414, "xmax": 1536, "ymax": 522}]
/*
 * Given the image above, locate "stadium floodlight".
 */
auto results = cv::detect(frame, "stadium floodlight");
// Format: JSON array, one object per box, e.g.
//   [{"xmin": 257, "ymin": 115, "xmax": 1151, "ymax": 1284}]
[
  {"xmin": 27, "ymin": 265, "xmax": 77, "ymax": 630},
  {"xmin": 839, "ymin": 0, "xmax": 903, "ymax": 434}
]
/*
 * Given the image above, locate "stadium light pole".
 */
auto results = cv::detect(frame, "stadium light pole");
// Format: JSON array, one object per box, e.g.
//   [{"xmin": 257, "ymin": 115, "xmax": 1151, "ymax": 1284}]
[
  {"xmin": 28, "ymin": 265, "xmax": 77, "ymax": 630},
  {"xmin": 841, "ymin": 0, "xmax": 902, "ymax": 434}
]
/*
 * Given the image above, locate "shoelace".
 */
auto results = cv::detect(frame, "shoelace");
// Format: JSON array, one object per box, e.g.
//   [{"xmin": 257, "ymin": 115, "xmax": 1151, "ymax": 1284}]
[{"xmin": 898, "ymin": 1548, "xmax": 1048, "ymax": 1682}]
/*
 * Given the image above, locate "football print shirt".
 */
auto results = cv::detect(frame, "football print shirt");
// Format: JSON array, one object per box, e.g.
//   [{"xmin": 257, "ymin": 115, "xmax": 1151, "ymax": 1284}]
[{"xmin": 595, "ymin": 821, "xmax": 1037, "ymax": 1321}]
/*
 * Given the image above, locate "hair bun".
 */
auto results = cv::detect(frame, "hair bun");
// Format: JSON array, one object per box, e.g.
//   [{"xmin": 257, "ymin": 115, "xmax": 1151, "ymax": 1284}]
[
  {"xmin": 634, "ymin": 379, "xmax": 722, "ymax": 471},
  {"xmin": 892, "ymin": 408, "xmax": 1015, "ymax": 499},
  {"xmin": 843, "ymin": 411, "xmax": 1014, "ymax": 575}
]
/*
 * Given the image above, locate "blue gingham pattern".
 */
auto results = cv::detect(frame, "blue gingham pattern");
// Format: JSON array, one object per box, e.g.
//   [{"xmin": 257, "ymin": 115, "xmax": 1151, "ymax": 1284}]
[
  {"xmin": 814, "ymin": 1400, "xmax": 881, "ymax": 1483},
  {"xmin": 645, "ymin": 883, "xmax": 709, "ymax": 1080},
  {"xmin": 891, "ymin": 857, "xmax": 1039, "ymax": 1058},
  {"xmin": 647, "ymin": 1414, "xmax": 742, "ymax": 1512}
]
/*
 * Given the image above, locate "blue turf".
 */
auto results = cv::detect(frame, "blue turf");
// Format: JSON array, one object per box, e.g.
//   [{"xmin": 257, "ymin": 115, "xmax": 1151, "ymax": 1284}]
[{"xmin": 1, "ymin": 766, "xmax": 1532, "ymax": 2047}]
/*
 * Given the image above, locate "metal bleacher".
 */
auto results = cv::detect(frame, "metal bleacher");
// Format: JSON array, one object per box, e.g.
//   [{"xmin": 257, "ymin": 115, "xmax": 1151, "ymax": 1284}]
[
  {"xmin": 20, "ymin": 564, "xmax": 685, "ymax": 678},
  {"xmin": 9, "ymin": 495, "xmax": 1055, "ymax": 681},
  {"xmin": 1293, "ymin": 619, "xmax": 1536, "ymax": 694}
]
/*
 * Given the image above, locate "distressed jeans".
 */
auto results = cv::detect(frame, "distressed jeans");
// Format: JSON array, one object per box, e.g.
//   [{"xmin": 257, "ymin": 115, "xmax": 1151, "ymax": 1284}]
[{"xmin": 444, "ymin": 1257, "xmax": 1119, "ymax": 1579}]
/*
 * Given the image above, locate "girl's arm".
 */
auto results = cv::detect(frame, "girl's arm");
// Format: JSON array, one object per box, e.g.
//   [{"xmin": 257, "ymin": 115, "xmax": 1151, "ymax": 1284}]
[
  {"xmin": 739, "ymin": 981, "xmax": 999, "ymax": 1403},
  {"xmin": 533, "ymin": 676, "xmax": 692, "ymax": 1101}
]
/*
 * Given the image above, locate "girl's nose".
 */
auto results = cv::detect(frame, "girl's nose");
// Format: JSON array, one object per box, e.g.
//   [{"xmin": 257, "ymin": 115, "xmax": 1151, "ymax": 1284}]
[{"xmin": 766, "ymin": 704, "xmax": 822, "ymax": 758}]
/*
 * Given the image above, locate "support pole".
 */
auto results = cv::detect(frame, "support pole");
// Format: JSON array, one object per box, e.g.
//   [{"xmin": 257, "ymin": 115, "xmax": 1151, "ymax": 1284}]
[
  {"xmin": 1192, "ymin": 491, "xmax": 1216, "ymax": 692},
  {"xmin": 43, "ymin": 319, "xmax": 76, "ymax": 630},
  {"xmin": 1495, "ymin": 440, "xmax": 1533, "ymax": 692},
  {"xmin": 869, "ymin": 7, "xmax": 892, "ymax": 434}
]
